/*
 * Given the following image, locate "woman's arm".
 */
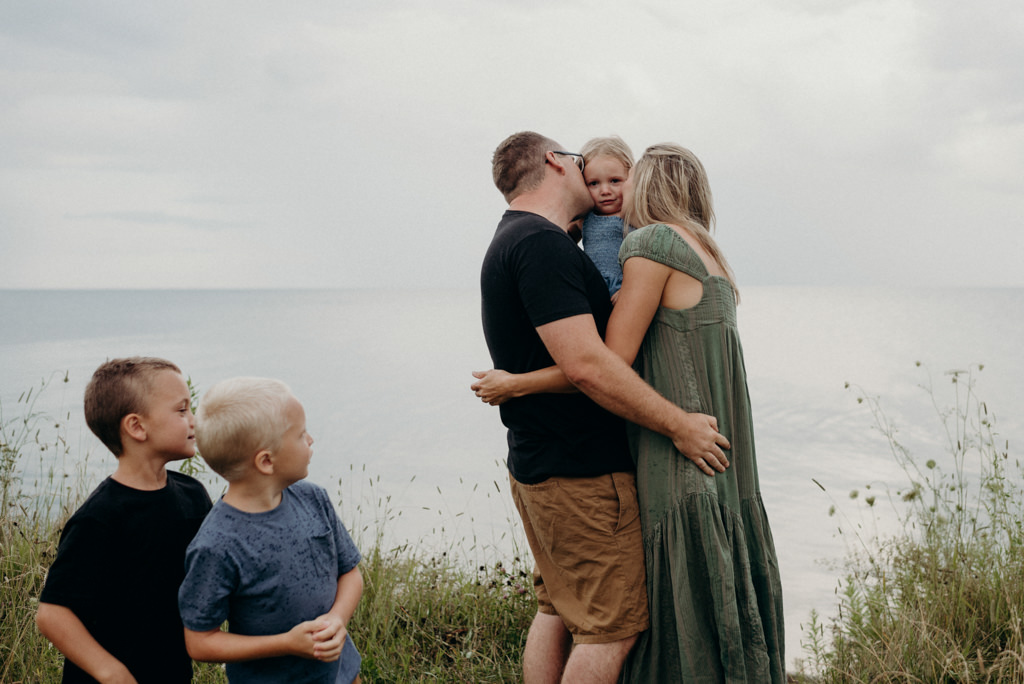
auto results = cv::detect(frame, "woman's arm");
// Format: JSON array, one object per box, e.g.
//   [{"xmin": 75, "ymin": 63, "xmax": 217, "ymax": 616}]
[
  {"xmin": 605, "ymin": 256, "xmax": 673, "ymax": 365},
  {"xmin": 471, "ymin": 366, "xmax": 575, "ymax": 405}
]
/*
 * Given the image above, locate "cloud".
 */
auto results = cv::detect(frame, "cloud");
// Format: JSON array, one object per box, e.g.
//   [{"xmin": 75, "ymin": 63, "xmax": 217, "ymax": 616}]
[{"xmin": 1, "ymin": 0, "xmax": 1021, "ymax": 288}]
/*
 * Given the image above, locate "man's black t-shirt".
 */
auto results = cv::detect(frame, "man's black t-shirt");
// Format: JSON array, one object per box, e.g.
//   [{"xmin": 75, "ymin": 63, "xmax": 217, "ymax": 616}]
[{"xmin": 480, "ymin": 210, "xmax": 631, "ymax": 484}]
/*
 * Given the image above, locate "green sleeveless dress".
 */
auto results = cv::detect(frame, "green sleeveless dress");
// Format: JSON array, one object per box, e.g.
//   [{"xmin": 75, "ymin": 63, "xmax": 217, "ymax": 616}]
[{"xmin": 619, "ymin": 224, "xmax": 785, "ymax": 683}]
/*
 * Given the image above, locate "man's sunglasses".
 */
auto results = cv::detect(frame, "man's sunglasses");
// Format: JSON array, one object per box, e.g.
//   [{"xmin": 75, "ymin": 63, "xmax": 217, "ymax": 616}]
[{"xmin": 551, "ymin": 151, "xmax": 585, "ymax": 172}]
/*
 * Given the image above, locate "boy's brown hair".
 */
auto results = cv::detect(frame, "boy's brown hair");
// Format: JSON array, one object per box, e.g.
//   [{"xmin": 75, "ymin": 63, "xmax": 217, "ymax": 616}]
[{"xmin": 84, "ymin": 357, "xmax": 182, "ymax": 456}]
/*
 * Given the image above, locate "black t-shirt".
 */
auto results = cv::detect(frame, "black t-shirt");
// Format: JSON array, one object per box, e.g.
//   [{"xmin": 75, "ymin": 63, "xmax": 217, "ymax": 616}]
[
  {"xmin": 39, "ymin": 470, "xmax": 212, "ymax": 684},
  {"xmin": 480, "ymin": 210, "xmax": 631, "ymax": 484}
]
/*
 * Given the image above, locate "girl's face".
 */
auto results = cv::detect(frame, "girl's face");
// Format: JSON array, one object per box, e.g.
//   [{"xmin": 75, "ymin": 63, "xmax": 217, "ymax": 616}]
[{"xmin": 583, "ymin": 155, "xmax": 629, "ymax": 216}]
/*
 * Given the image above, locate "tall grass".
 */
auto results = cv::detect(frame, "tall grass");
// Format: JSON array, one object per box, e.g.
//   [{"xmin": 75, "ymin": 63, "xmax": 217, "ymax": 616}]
[
  {"xmin": 354, "ymin": 546, "xmax": 532, "ymax": 681},
  {"xmin": 1, "ymin": 378, "xmax": 533, "ymax": 683},
  {"xmin": 1, "ymin": 375, "xmax": 88, "ymax": 680},
  {"xmin": 800, "ymin": 364, "xmax": 1024, "ymax": 683},
  {"xmin": 336, "ymin": 464, "xmax": 534, "ymax": 681}
]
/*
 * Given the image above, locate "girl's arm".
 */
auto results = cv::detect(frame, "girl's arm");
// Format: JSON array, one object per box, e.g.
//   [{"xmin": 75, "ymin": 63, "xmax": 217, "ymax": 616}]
[
  {"xmin": 471, "ymin": 366, "xmax": 575, "ymax": 405},
  {"xmin": 605, "ymin": 256, "xmax": 672, "ymax": 365}
]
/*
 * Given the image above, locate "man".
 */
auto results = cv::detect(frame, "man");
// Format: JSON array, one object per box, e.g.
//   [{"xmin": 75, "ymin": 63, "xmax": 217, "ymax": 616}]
[{"xmin": 477, "ymin": 131, "xmax": 730, "ymax": 683}]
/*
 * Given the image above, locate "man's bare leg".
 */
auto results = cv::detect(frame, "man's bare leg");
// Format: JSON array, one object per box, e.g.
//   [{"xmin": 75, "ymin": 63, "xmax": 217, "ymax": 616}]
[
  {"xmin": 523, "ymin": 612, "xmax": 572, "ymax": 684},
  {"xmin": 561, "ymin": 635, "xmax": 638, "ymax": 684}
]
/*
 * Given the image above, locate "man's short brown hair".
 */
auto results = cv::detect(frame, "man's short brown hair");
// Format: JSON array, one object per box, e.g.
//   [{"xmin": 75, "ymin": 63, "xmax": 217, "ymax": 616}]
[
  {"xmin": 492, "ymin": 131, "xmax": 559, "ymax": 203},
  {"xmin": 84, "ymin": 357, "xmax": 182, "ymax": 456}
]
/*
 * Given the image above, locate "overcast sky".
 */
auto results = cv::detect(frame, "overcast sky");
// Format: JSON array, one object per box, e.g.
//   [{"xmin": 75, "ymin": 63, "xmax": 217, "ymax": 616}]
[{"xmin": 1, "ymin": 0, "xmax": 1021, "ymax": 290}]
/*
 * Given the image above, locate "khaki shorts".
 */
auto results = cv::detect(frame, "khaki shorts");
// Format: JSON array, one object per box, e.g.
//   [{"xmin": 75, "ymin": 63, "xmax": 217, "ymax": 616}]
[{"xmin": 510, "ymin": 472, "xmax": 649, "ymax": 644}]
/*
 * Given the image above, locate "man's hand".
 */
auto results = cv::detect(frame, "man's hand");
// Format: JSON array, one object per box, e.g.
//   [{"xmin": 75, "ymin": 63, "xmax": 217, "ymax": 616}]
[{"xmin": 672, "ymin": 413, "xmax": 731, "ymax": 476}]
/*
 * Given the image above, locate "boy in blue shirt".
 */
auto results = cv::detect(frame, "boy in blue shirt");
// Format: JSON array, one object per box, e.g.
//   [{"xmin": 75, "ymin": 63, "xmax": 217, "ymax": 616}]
[
  {"xmin": 179, "ymin": 377, "xmax": 363, "ymax": 684},
  {"xmin": 37, "ymin": 357, "xmax": 213, "ymax": 683}
]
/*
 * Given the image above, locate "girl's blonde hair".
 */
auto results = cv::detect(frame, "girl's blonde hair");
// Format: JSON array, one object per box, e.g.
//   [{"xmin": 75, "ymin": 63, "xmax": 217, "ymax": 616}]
[
  {"xmin": 580, "ymin": 135, "xmax": 634, "ymax": 170},
  {"xmin": 622, "ymin": 143, "xmax": 737, "ymax": 295}
]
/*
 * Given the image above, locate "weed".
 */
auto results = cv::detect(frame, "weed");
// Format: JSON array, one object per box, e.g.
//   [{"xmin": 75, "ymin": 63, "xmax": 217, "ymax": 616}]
[{"xmin": 799, "ymin": 364, "xmax": 1023, "ymax": 683}]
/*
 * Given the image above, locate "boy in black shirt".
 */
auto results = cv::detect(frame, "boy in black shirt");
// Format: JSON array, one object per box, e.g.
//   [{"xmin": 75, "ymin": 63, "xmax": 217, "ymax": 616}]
[{"xmin": 37, "ymin": 357, "xmax": 212, "ymax": 683}]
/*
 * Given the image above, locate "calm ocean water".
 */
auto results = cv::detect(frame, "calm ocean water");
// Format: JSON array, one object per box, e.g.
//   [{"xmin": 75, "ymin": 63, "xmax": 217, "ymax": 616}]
[{"xmin": 2, "ymin": 287, "xmax": 1021, "ymax": 667}]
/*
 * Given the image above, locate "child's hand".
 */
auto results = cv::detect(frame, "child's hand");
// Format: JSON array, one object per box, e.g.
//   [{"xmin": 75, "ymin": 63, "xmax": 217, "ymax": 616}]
[
  {"xmin": 310, "ymin": 613, "xmax": 346, "ymax": 662},
  {"xmin": 285, "ymin": 619, "xmax": 334, "ymax": 660}
]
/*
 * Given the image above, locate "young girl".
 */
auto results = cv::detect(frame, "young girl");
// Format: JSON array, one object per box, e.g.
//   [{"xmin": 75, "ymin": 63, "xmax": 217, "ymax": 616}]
[{"xmin": 579, "ymin": 135, "xmax": 633, "ymax": 298}]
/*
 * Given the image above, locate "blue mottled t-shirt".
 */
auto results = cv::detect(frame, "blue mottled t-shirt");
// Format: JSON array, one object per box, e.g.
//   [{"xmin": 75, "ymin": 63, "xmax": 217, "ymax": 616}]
[{"xmin": 179, "ymin": 480, "xmax": 362, "ymax": 683}]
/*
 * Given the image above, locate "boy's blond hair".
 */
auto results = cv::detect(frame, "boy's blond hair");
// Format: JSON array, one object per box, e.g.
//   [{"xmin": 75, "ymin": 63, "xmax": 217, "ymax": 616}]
[
  {"xmin": 580, "ymin": 135, "xmax": 634, "ymax": 171},
  {"xmin": 195, "ymin": 377, "xmax": 294, "ymax": 481},
  {"xmin": 84, "ymin": 357, "xmax": 182, "ymax": 456}
]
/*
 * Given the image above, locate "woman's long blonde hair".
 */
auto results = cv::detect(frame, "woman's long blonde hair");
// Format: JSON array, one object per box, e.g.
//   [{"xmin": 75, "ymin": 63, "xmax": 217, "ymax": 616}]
[{"xmin": 622, "ymin": 143, "xmax": 737, "ymax": 295}]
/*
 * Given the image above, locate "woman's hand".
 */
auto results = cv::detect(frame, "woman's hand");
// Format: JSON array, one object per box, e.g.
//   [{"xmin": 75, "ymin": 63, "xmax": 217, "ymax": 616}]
[{"xmin": 471, "ymin": 369, "xmax": 519, "ymax": 406}]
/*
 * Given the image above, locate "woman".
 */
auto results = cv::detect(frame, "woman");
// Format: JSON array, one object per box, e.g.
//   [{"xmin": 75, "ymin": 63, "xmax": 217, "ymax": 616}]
[{"xmin": 472, "ymin": 143, "xmax": 785, "ymax": 682}]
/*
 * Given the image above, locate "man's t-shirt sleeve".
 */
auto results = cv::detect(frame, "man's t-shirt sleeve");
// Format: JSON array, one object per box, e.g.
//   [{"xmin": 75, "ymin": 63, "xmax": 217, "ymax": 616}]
[{"xmin": 513, "ymin": 230, "xmax": 594, "ymax": 328}]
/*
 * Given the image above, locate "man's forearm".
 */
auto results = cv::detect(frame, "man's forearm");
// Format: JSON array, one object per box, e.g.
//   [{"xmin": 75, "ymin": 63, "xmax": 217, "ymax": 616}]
[
  {"xmin": 538, "ymin": 314, "xmax": 729, "ymax": 474},
  {"xmin": 566, "ymin": 346, "xmax": 683, "ymax": 434},
  {"xmin": 539, "ymin": 314, "xmax": 684, "ymax": 433},
  {"xmin": 569, "ymin": 349, "xmax": 729, "ymax": 473}
]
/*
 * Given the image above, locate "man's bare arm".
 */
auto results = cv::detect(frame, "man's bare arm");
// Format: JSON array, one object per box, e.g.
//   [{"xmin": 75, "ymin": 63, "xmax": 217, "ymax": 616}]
[{"xmin": 536, "ymin": 314, "xmax": 730, "ymax": 475}]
